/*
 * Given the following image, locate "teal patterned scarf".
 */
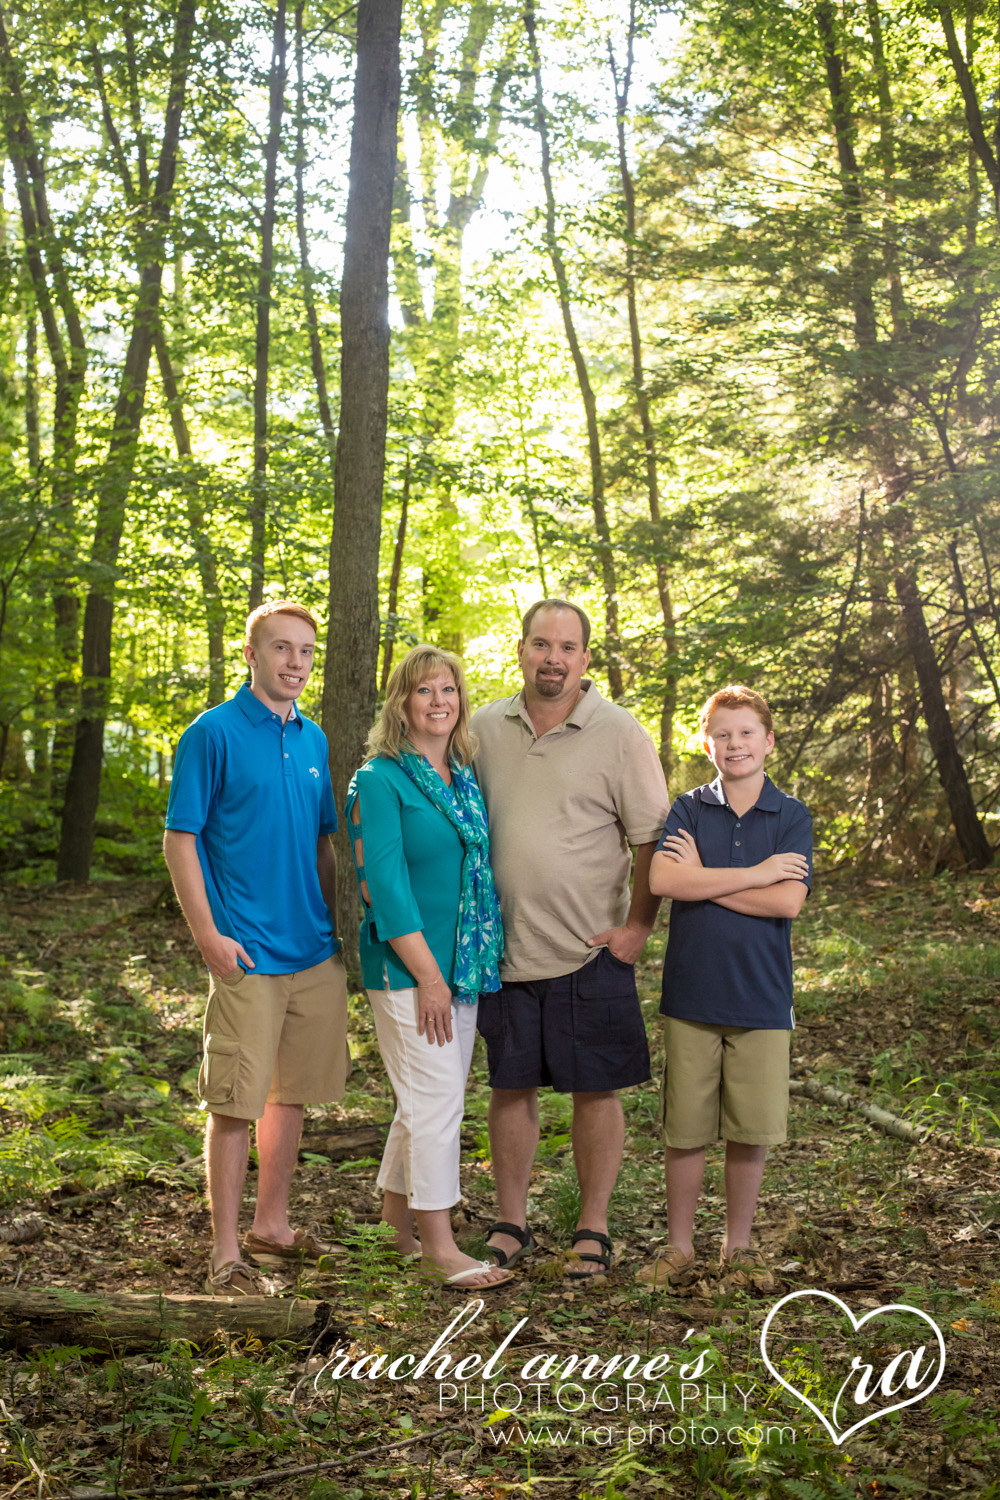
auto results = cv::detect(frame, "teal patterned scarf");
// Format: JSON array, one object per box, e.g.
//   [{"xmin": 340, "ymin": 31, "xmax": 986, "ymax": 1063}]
[{"xmin": 399, "ymin": 753, "xmax": 503, "ymax": 1004}]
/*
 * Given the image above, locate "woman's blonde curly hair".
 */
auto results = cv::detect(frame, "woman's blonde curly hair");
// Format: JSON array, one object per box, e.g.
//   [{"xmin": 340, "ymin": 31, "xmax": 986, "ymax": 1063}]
[{"xmin": 366, "ymin": 644, "xmax": 477, "ymax": 767}]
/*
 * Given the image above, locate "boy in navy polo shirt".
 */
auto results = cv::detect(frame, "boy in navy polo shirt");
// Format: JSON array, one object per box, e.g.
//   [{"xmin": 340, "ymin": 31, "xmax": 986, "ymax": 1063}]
[{"xmin": 637, "ymin": 686, "xmax": 811, "ymax": 1293}]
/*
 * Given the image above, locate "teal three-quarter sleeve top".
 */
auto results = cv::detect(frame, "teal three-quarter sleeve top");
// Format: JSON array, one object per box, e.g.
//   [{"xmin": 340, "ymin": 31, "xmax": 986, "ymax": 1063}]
[{"xmin": 345, "ymin": 756, "xmax": 466, "ymax": 993}]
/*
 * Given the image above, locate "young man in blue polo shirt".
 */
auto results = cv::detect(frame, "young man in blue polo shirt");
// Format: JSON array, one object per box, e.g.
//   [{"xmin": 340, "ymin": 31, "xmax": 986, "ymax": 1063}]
[
  {"xmin": 164, "ymin": 601, "xmax": 349, "ymax": 1296},
  {"xmin": 637, "ymin": 685, "xmax": 811, "ymax": 1294}
]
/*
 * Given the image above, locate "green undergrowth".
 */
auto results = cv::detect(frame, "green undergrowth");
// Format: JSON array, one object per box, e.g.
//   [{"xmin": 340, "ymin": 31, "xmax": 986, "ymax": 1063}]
[
  {"xmin": 1, "ymin": 874, "xmax": 999, "ymax": 1497},
  {"xmin": 794, "ymin": 869, "xmax": 1000, "ymax": 1145}
]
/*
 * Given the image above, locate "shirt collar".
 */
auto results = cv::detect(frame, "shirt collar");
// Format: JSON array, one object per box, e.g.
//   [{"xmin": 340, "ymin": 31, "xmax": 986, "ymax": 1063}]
[
  {"xmin": 236, "ymin": 681, "xmax": 303, "ymax": 729},
  {"xmin": 703, "ymin": 773, "xmax": 781, "ymax": 812},
  {"xmin": 506, "ymin": 678, "xmax": 600, "ymax": 733}
]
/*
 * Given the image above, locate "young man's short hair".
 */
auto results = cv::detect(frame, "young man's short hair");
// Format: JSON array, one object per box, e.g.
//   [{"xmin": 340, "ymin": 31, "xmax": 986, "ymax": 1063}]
[
  {"xmin": 700, "ymin": 685, "xmax": 773, "ymax": 736},
  {"xmin": 245, "ymin": 601, "xmax": 318, "ymax": 649},
  {"xmin": 520, "ymin": 597, "xmax": 591, "ymax": 648}
]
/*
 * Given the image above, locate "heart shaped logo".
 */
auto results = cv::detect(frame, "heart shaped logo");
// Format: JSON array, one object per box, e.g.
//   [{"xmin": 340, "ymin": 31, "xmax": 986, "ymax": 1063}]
[{"xmin": 760, "ymin": 1289, "xmax": 946, "ymax": 1445}]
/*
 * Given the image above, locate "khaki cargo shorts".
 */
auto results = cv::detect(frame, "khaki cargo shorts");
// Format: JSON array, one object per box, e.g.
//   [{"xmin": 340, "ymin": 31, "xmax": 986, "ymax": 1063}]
[
  {"xmin": 659, "ymin": 1017, "xmax": 789, "ymax": 1148},
  {"xmin": 199, "ymin": 955, "xmax": 349, "ymax": 1121}
]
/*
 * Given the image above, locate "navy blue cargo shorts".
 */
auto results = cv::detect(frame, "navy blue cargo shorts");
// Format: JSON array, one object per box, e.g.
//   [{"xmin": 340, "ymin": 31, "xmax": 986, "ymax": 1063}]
[{"xmin": 476, "ymin": 946, "xmax": 651, "ymax": 1093}]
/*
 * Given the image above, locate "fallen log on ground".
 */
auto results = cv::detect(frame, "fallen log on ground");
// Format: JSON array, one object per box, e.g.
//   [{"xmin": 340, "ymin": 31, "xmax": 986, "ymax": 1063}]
[
  {"xmin": 0, "ymin": 1288, "xmax": 332, "ymax": 1352},
  {"xmin": 0, "ymin": 1214, "xmax": 45, "ymax": 1244},
  {"xmin": 299, "ymin": 1124, "xmax": 387, "ymax": 1162},
  {"xmin": 789, "ymin": 1077, "xmax": 1000, "ymax": 1156}
]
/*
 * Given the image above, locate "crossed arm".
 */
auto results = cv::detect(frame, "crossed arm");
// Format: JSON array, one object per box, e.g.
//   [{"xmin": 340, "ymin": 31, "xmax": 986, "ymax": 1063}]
[{"xmin": 650, "ymin": 828, "xmax": 809, "ymax": 919}]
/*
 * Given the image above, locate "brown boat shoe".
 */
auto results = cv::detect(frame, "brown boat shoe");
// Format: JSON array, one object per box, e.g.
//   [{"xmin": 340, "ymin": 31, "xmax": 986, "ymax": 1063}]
[
  {"xmin": 718, "ymin": 1245, "xmax": 775, "ymax": 1293},
  {"xmin": 636, "ymin": 1244, "xmax": 697, "ymax": 1289},
  {"xmin": 205, "ymin": 1258, "xmax": 272, "ymax": 1297},
  {"xmin": 243, "ymin": 1225, "xmax": 348, "ymax": 1265}
]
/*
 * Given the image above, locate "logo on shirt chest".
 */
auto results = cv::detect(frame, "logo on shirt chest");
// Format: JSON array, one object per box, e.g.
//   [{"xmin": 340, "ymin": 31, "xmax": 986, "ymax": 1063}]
[{"xmin": 308, "ymin": 766, "xmax": 320, "ymax": 778}]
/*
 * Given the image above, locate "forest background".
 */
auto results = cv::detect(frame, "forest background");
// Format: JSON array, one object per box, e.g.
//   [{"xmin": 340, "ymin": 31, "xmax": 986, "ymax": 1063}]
[
  {"xmin": 4, "ymin": 0, "xmax": 1000, "ymax": 938},
  {"xmin": 3, "ymin": 4, "xmax": 1000, "ymax": 1496}
]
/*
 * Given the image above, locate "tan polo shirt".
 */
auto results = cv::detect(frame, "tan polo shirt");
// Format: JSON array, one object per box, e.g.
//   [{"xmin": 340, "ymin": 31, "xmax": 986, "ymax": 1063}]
[{"xmin": 472, "ymin": 680, "xmax": 669, "ymax": 982}]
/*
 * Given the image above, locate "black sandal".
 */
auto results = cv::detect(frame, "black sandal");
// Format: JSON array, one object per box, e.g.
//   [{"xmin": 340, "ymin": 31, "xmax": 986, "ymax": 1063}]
[
  {"xmin": 566, "ymin": 1229, "xmax": 614, "ymax": 1279},
  {"xmin": 485, "ymin": 1221, "xmax": 537, "ymax": 1268}
]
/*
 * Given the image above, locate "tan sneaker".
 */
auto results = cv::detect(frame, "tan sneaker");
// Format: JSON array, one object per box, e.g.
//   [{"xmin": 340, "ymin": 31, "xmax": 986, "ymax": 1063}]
[
  {"xmin": 719, "ymin": 1246, "xmax": 775, "ymax": 1293},
  {"xmin": 243, "ymin": 1225, "xmax": 347, "ymax": 1265},
  {"xmin": 205, "ymin": 1258, "xmax": 271, "ymax": 1297},
  {"xmin": 636, "ymin": 1244, "xmax": 697, "ymax": 1289}
]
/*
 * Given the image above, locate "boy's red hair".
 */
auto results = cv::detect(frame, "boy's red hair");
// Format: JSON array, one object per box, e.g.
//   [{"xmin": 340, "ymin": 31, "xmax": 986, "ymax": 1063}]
[
  {"xmin": 700, "ymin": 685, "xmax": 773, "ymax": 736},
  {"xmin": 245, "ymin": 600, "xmax": 318, "ymax": 649}
]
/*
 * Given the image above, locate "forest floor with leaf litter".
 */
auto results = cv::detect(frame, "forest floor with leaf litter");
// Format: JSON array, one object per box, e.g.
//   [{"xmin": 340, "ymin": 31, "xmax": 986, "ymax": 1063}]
[{"xmin": 1, "ymin": 872, "xmax": 999, "ymax": 1499}]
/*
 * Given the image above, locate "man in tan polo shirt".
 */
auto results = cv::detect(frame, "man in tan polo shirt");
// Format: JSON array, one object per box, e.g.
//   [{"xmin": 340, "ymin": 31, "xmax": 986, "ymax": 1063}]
[{"xmin": 472, "ymin": 598, "xmax": 668, "ymax": 1277}]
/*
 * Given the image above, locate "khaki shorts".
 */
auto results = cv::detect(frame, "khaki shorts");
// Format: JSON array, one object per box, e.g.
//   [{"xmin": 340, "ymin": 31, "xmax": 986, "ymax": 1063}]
[
  {"xmin": 199, "ymin": 955, "xmax": 349, "ymax": 1121},
  {"xmin": 659, "ymin": 1017, "xmax": 789, "ymax": 1148}
]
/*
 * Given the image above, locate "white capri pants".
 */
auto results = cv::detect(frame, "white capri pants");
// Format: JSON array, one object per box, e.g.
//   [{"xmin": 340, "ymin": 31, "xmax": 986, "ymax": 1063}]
[{"xmin": 367, "ymin": 986, "xmax": 479, "ymax": 1211}]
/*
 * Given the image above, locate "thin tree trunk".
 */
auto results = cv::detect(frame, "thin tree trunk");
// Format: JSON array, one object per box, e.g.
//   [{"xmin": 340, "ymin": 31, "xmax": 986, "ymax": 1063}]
[
  {"xmin": 57, "ymin": 0, "xmax": 197, "ymax": 882},
  {"xmin": 91, "ymin": 38, "xmax": 226, "ymax": 711},
  {"xmin": 381, "ymin": 455, "xmax": 410, "ymax": 693},
  {"xmin": 321, "ymin": 0, "xmax": 402, "ymax": 971},
  {"xmin": 891, "ymin": 526, "xmax": 992, "ymax": 866},
  {"xmin": 0, "ymin": 3, "xmax": 87, "ymax": 814},
  {"xmin": 248, "ymin": 0, "xmax": 288, "ymax": 614},
  {"xmin": 24, "ymin": 308, "xmax": 39, "ymax": 470},
  {"xmin": 154, "ymin": 329, "xmax": 226, "ymax": 706},
  {"xmin": 864, "ymin": 0, "xmax": 907, "ymax": 336},
  {"xmin": 294, "ymin": 0, "xmax": 336, "ymax": 468},
  {"xmin": 397, "ymin": 5, "xmax": 517, "ymax": 655},
  {"xmin": 609, "ymin": 4, "xmax": 676, "ymax": 767},
  {"xmin": 524, "ymin": 0, "xmax": 623, "ymax": 698},
  {"xmin": 936, "ymin": 0, "xmax": 1000, "ymax": 214},
  {"xmin": 817, "ymin": 1, "xmax": 991, "ymax": 868}
]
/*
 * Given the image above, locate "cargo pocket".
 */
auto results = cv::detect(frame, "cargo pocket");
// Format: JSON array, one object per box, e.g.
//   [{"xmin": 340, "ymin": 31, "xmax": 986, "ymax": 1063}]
[
  {"xmin": 574, "ymin": 949, "xmax": 644, "ymax": 1045},
  {"xmin": 475, "ymin": 993, "xmax": 509, "ymax": 1056},
  {"xmin": 199, "ymin": 1033, "xmax": 240, "ymax": 1104}
]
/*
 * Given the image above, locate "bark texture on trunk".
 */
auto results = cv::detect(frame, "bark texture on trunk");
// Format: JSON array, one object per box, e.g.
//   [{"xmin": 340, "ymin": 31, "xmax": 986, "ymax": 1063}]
[
  {"xmin": 893, "ymin": 558, "xmax": 993, "ymax": 867},
  {"xmin": 57, "ymin": 0, "xmax": 197, "ymax": 882},
  {"xmin": 525, "ymin": 0, "xmax": 623, "ymax": 698},
  {"xmin": 321, "ymin": 0, "xmax": 403, "ymax": 971},
  {"xmin": 610, "ymin": 7, "xmax": 676, "ymax": 766},
  {"xmin": 248, "ymin": 0, "xmax": 288, "ymax": 613}
]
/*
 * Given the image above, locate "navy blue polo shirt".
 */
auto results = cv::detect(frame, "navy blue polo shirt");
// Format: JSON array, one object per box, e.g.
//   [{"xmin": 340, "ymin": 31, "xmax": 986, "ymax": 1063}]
[
  {"xmin": 166, "ymin": 683, "xmax": 338, "ymax": 974},
  {"xmin": 658, "ymin": 775, "xmax": 812, "ymax": 1029}
]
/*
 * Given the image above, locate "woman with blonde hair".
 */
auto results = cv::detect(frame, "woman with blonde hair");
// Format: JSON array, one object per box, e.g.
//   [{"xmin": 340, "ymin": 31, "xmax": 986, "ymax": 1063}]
[{"xmin": 345, "ymin": 645, "xmax": 507, "ymax": 1288}]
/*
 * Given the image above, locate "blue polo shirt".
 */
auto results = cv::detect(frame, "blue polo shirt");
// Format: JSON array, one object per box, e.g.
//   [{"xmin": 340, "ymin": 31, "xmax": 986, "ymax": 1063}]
[
  {"xmin": 165, "ymin": 683, "xmax": 338, "ymax": 974},
  {"xmin": 658, "ymin": 775, "xmax": 812, "ymax": 1030}
]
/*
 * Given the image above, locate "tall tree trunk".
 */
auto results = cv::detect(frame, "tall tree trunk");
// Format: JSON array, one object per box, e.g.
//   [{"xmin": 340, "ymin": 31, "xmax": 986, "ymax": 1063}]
[
  {"xmin": 816, "ymin": 4, "xmax": 992, "ymax": 868},
  {"xmin": 609, "ymin": 4, "xmax": 676, "ymax": 768},
  {"xmin": 57, "ymin": 0, "xmax": 197, "ymax": 882},
  {"xmin": 524, "ymin": 0, "xmax": 623, "ymax": 698},
  {"xmin": 24, "ymin": 312, "xmax": 50, "ymax": 788},
  {"xmin": 891, "ymin": 534, "xmax": 992, "ymax": 866},
  {"xmin": 90, "ymin": 40, "xmax": 226, "ymax": 713},
  {"xmin": 248, "ymin": 0, "xmax": 288, "ymax": 613},
  {"xmin": 294, "ymin": 0, "xmax": 336, "ymax": 472},
  {"xmin": 381, "ymin": 455, "xmax": 410, "ymax": 693},
  {"xmin": 936, "ymin": 0, "xmax": 1000, "ymax": 216},
  {"xmin": 394, "ymin": 3, "xmax": 517, "ymax": 654},
  {"xmin": 154, "ymin": 329, "xmax": 226, "ymax": 707},
  {"xmin": 321, "ymin": 0, "xmax": 402, "ymax": 969},
  {"xmin": 24, "ymin": 308, "xmax": 39, "ymax": 471},
  {"xmin": 0, "ymin": 2, "xmax": 87, "ymax": 813}
]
